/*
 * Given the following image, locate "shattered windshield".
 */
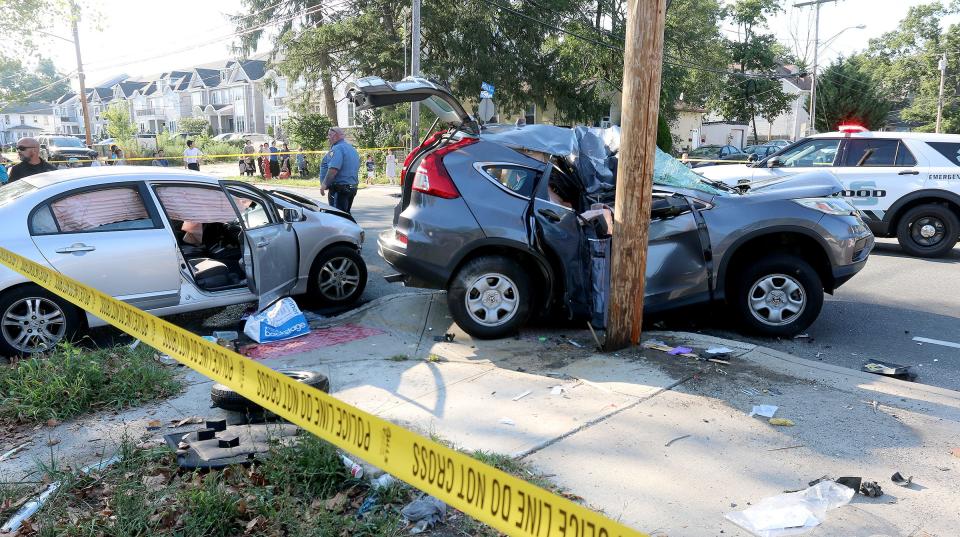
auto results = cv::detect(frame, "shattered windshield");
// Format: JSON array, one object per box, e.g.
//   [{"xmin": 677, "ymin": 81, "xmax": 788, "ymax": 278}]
[{"xmin": 654, "ymin": 148, "xmax": 726, "ymax": 196}]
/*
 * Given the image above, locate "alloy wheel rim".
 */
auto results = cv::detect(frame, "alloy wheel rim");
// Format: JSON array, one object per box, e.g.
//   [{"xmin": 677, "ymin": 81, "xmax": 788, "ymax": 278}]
[
  {"xmin": 465, "ymin": 273, "xmax": 519, "ymax": 327},
  {"xmin": 910, "ymin": 216, "xmax": 946, "ymax": 247},
  {"xmin": 318, "ymin": 257, "xmax": 361, "ymax": 300},
  {"xmin": 747, "ymin": 274, "xmax": 806, "ymax": 327},
  {"xmin": 2, "ymin": 297, "xmax": 67, "ymax": 353}
]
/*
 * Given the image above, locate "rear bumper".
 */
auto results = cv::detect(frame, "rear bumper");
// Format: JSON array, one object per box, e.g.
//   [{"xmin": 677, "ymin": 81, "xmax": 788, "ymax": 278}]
[{"xmin": 377, "ymin": 230, "xmax": 447, "ymax": 289}]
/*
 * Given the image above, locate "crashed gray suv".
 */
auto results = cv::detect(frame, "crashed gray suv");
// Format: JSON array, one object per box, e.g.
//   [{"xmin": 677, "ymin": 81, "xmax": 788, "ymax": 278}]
[{"xmin": 349, "ymin": 76, "xmax": 874, "ymax": 339}]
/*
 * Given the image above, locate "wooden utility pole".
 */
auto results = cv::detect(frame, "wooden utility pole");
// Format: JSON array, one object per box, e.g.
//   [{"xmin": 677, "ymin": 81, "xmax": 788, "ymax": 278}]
[
  {"xmin": 70, "ymin": 1, "xmax": 93, "ymax": 147},
  {"xmin": 606, "ymin": 0, "xmax": 667, "ymax": 350}
]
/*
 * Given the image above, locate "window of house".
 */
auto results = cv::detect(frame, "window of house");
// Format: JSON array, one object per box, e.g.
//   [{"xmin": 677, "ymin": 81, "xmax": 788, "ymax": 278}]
[
  {"xmin": 347, "ymin": 100, "xmax": 356, "ymax": 127},
  {"xmin": 33, "ymin": 187, "xmax": 155, "ymax": 234},
  {"xmin": 524, "ymin": 104, "xmax": 536, "ymax": 125},
  {"xmin": 481, "ymin": 165, "xmax": 538, "ymax": 198},
  {"xmin": 20, "ymin": 115, "xmax": 25, "ymax": 124}
]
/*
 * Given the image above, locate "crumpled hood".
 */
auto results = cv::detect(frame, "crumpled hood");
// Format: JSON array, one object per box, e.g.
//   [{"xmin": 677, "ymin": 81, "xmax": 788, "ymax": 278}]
[{"xmin": 740, "ymin": 171, "xmax": 843, "ymax": 200}]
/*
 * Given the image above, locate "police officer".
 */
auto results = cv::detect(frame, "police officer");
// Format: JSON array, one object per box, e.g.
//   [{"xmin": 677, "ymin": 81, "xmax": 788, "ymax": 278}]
[{"xmin": 319, "ymin": 127, "xmax": 360, "ymax": 213}]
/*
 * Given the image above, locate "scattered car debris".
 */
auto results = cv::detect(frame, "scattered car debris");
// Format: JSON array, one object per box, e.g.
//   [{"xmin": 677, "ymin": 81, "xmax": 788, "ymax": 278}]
[
  {"xmin": 0, "ymin": 441, "xmax": 30, "ymax": 462},
  {"xmin": 499, "ymin": 417, "xmax": 516, "ymax": 426},
  {"xmin": 767, "ymin": 444, "xmax": 804, "ymax": 452},
  {"xmin": 794, "ymin": 333, "xmax": 810, "ymax": 339},
  {"xmin": 432, "ymin": 333, "xmax": 455, "ymax": 342},
  {"xmin": 706, "ymin": 346, "xmax": 734, "ymax": 355},
  {"xmin": 860, "ymin": 480, "xmax": 883, "ymax": 497},
  {"xmin": 512, "ymin": 390, "xmax": 532, "ymax": 401},
  {"xmin": 401, "ymin": 495, "xmax": 447, "ymax": 534},
  {"xmin": 725, "ymin": 480, "xmax": 854, "ymax": 536},
  {"xmin": 749, "ymin": 405, "xmax": 779, "ymax": 418},
  {"xmin": 861, "ymin": 359, "xmax": 917, "ymax": 381},
  {"xmin": 769, "ymin": 418, "xmax": 795, "ymax": 427},
  {"xmin": 211, "ymin": 370, "xmax": 329, "ymax": 413},
  {"xmin": 163, "ymin": 422, "xmax": 300, "ymax": 469},
  {"xmin": 665, "ymin": 434, "xmax": 691, "ymax": 447},
  {"xmin": 668, "ymin": 346, "xmax": 694, "ymax": 356},
  {"xmin": 809, "ymin": 475, "xmax": 882, "ymax": 498},
  {"xmin": 890, "ymin": 472, "xmax": 913, "ymax": 487},
  {"xmin": 567, "ymin": 339, "xmax": 583, "ymax": 348}
]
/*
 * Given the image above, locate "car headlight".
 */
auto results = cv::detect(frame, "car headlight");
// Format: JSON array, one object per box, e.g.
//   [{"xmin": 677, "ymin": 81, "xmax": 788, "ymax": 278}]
[{"xmin": 793, "ymin": 197, "xmax": 858, "ymax": 216}]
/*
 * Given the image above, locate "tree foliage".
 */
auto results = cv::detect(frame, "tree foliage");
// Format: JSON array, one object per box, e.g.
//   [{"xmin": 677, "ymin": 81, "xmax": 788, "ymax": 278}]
[
  {"xmin": 0, "ymin": 57, "xmax": 71, "ymax": 103},
  {"xmin": 283, "ymin": 112, "xmax": 333, "ymax": 150},
  {"xmin": 179, "ymin": 117, "xmax": 211, "ymax": 136},
  {"xmin": 710, "ymin": 0, "xmax": 792, "ymax": 142},
  {"xmin": 102, "ymin": 102, "xmax": 135, "ymax": 142},
  {"xmin": 814, "ymin": 58, "xmax": 893, "ymax": 131}
]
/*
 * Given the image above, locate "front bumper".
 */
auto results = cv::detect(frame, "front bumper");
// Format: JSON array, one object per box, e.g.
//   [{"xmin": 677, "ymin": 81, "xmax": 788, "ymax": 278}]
[{"xmin": 826, "ymin": 215, "xmax": 875, "ymax": 290}]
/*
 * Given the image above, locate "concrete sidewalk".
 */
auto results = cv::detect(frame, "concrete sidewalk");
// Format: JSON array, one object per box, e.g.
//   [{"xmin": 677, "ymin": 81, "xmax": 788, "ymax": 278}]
[{"xmin": 4, "ymin": 292, "xmax": 957, "ymax": 536}]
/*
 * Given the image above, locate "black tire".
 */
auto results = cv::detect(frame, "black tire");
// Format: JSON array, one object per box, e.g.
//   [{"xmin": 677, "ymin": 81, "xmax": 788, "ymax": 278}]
[
  {"xmin": 731, "ymin": 254, "xmax": 823, "ymax": 338},
  {"xmin": 447, "ymin": 256, "xmax": 532, "ymax": 339},
  {"xmin": 211, "ymin": 369, "xmax": 330, "ymax": 412},
  {"xmin": 0, "ymin": 285, "xmax": 82, "ymax": 357},
  {"xmin": 895, "ymin": 204, "xmax": 960, "ymax": 258},
  {"xmin": 306, "ymin": 246, "xmax": 367, "ymax": 307}
]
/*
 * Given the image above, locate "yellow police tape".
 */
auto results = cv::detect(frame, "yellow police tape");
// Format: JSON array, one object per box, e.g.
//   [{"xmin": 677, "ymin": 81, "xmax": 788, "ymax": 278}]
[
  {"xmin": 37, "ymin": 146, "xmax": 408, "ymax": 165},
  {"xmin": 0, "ymin": 246, "xmax": 647, "ymax": 537}
]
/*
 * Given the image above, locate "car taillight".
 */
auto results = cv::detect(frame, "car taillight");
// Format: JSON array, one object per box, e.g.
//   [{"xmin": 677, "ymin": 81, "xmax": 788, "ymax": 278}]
[
  {"xmin": 400, "ymin": 132, "xmax": 445, "ymax": 187},
  {"xmin": 411, "ymin": 138, "xmax": 478, "ymax": 199},
  {"xmin": 395, "ymin": 230, "xmax": 408, "ymax": 245}
]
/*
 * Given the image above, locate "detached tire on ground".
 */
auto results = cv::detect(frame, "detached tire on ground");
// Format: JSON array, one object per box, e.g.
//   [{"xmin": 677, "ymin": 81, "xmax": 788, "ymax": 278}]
[
  {"xmin": 447, "ymin": 255, "xmax": 532, "ymax": 339},
  {"xmin": 211, "ymin": 370, "xmax": 330, "ymax": 412},
  {"xmin": 895, "ymin": 204, "xmax": 960, "ymax": 258},
  {"xmin": 731, "ymin": 254, "xmax": 823, "ymax": 338}
]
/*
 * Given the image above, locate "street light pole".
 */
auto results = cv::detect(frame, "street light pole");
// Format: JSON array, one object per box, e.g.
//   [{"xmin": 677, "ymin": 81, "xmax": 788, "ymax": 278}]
[
  {"xmin": 70, "ymin": 1, "xmax": 93, "ymax": 146},
  {"xmin": 795, "ymin": 0, "xmax": 839, "ymax": 135},
  {"xmin": 410, "ymin": 0, "xmax": 421, "ymax": 151},
  {"xmin": 937, "ymin": 53, "xmax": 947, "ymax": 133}
]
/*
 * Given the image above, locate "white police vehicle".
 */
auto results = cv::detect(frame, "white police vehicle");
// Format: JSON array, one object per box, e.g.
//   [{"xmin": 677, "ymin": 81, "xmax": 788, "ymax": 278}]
[{"xmin": 696, "ymin": 125, "xmax": 960, "ymax": 257}]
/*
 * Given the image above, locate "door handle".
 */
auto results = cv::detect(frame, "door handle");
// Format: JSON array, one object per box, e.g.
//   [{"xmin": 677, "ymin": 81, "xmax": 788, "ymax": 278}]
[
  {"xmin": 898, "ymin": 170, "xmax": 920, "ymax": 175},
  {"xmin": 55, "ymin": 243, "xmax": 96, "ymax": 254},
  {"xmin": 537, "ymin": 208, "xmax": 562, "ymax": 223},
  {"xmin": 255, "ymin": 240, "xmax": 270, "ymax": 249}
]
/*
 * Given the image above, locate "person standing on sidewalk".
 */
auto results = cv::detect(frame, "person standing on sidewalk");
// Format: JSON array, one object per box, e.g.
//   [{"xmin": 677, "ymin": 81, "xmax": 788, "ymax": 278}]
[
  {"xmin": 365, "ymin": 154, "xmax": 376, "ymax": 185},
  {"xmin": 257, "ymin": 142, "xmax": 267, "ymax": 177},
  {"xmin": 296, "ymin": 148, "xmax": 308, "ymax": 178},
  {"xmin": 8, "ymin": 137, "xmax": 56, "ymax": 183},
  {"xmin": 385, "ymin": 150, "xmax": 397, "ymax": 185},
  {"xmin": 319, "ymin": 127, "xmax": 360, "ymax": 213},
  {"xmin": 183, "ymin": 140, "xmax": 202, "ymax": 171},
  {"xmin": 268, "ymin": 140, "xmax": 280, "ymax": 178}
]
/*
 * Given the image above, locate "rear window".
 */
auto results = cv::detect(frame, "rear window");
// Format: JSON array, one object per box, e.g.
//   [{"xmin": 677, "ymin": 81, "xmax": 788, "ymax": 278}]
[
  {"xmin": 482, "ymin": 165, "xmax": 538, "ymax": 198},
  {"xmin": 927, "ymin": 142, "xmax": 960, "ymax": 166},
  {"xmin": 843, "ymin": 139, "xmax": 915, "ymax": 166}
]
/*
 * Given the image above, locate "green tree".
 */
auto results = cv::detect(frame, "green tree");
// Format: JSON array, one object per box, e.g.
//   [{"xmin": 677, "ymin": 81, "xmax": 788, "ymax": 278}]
[
  {"xmin": 0, "ymin": 57, "xmax": 71, "ymax": 103},
  {"xmin": 283, "ymin": 112, "xmax": 333, "ymax": 150},
  {"xmin": 102, "ymin": 102, "xmax": 135, "ymax": 142},
  {"xmin": 711, "ymin": 0, "xmax": 792, "ymax": 143},
  {"xmin": 179, "ymin": 117, "xmax": 211, "ymax": 136},
  {"xmin": 814, "ymin": 58, "xmax": 893, "ymax": 131}
]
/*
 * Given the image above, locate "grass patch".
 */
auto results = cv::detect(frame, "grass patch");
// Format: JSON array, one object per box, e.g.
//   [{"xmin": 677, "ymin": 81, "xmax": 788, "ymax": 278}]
[
  {"xmin": 0, "ymin": 343, "xmax": 182, "ymax": 425},
  {"xmin": 471, "ymin": 450, "xmax": 559, "ymax": 492},
  {"xmin": 388, "ymin": 354, "xmax": 410, "ymax": 361}
]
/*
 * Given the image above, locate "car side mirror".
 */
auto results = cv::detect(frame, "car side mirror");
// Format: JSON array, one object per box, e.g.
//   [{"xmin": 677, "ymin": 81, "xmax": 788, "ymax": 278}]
[
  {"xmin": 748, "ymin": 154, "xmax": 758, "ymax": 162},
  {"xmin": 282, "ymin": 207, "xmax": 304, "ymax": 223},
  {"xmin": 767, "ymin": 156, "xmax": 781, "ymax": 168}
]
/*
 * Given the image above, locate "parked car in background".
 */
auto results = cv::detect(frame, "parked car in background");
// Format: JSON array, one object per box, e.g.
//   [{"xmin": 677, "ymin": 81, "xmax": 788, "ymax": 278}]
[
  {"xmin": 0, "ymin": 167, "xmax": 367, "ymax": 355},
  {"xmin": 37, "ymin": 135, "xmax": 98, "ymax": 167},
  {"xmin": 686, "ymin": 144, "xmax": 750, "ymax": 168},
  {"xmin": 765, "ymin": 140, "xmax": 792, "ymax": 149},
  {"xmin": 696, "ymin": 126, "xmax": 960, "ymax": 257},
  {"xmin": 349, "ymin": 76, "xmax": 874, "ymax": 340},
  {"xmin": 744, "ymin": 144, "xmax": 780, "ymax": 161}
]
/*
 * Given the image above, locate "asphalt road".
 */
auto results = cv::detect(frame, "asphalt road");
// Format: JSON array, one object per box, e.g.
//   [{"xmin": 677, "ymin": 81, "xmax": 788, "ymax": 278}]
[{"xmin": 336, "ymin": 186, "xmax": 960, "ymax": 392}]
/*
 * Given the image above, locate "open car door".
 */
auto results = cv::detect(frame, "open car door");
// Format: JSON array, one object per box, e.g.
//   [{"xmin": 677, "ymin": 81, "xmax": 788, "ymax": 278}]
[{"xmin": 221, "ymin": 181, "xmax": 299, "ymax": 310}]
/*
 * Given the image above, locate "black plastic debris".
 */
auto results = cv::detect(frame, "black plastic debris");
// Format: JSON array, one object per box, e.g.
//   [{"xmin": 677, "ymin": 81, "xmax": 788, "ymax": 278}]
[
  {"xmin": 196, "ymin": 428, "xmax": 216, "ymax": 441},
  {"xmin": 860, "ymin": 481, "xmax": 883, "ymax": 497},
  {"xmin": 218, "ymin": 436, "xmax": 240, "ymax": 448},
  {"xmin": 891, "ymin": 472, "xmax": 913, "ymax": 487},
  {"xmin": 432, "ymin": 333, "xmax": 455, "ymax": 343},
  {"xmin": 861, "ymin": 359, "xmax": 917, "ymax": 381}
]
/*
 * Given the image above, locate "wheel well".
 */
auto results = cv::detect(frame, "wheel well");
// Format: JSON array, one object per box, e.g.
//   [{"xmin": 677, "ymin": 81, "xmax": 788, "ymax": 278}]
[
  {"xmin": 889, "ymin": 197, "xmax": 960, "ymax": 235},
  {"xmin": 447, "ymin": 245, "xmax": 551, "ymax": 305},
  {"xmin": 723, "ymin": 232, "xmax": 833, "ymax": 295},
  {"xmin": 0, "ymin": 281, "xmax": 89, "ymax": 329}
]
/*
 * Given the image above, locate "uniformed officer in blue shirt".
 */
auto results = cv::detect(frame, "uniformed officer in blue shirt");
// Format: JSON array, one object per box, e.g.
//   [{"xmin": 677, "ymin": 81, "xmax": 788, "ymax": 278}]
[{"xmin": 319, "ymin": 127, "xmax": 361, "ymax": 213}]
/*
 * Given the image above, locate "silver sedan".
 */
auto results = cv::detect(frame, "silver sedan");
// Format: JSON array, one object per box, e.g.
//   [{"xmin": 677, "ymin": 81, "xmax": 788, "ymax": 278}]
[{"xmin": 0, "ymin": 167, "xmax": 367, "ymax": 355}]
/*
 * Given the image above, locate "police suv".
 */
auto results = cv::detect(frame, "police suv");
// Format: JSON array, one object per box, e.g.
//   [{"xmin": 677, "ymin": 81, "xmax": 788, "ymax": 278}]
[{"xmin": 696, "ymin": 125, "xmax": 960, "ymax": 257}]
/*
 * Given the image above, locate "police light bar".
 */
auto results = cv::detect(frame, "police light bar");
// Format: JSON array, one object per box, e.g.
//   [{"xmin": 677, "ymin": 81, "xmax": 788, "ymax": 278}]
[{"xmin": 838, "ymin": 124, "xmax": 868, "ymax": 133}]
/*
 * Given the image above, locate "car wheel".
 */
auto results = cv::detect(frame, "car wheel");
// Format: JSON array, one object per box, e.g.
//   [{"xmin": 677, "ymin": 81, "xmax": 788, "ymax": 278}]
[
  {"xmin": 447, "ymin": 256, "xmax": 531, "ymax": 339},
  {"xmin": 895, "ymin": 204, "xmax": 959, "ymax": 258},
  {"xmin": 0, "ymin": 285, "xmax": 81, "ymax": 356},
  {"xmin": 731, "ymin": 254, "xmax": 823, "ymax": 338},
  {"xmin": 307, "ymin": 245, "xmax": 367, "ymax": 307},
  {"xmin": 211, "ymin": 369, "xmax": 329, "ymax": 412}
]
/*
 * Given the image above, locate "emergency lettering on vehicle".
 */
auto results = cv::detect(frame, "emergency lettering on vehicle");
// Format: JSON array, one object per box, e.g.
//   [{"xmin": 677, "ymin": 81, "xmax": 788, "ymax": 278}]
[{"xmin": 0, "ymin": 246, "xmax": 647, "ymax": 537}]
